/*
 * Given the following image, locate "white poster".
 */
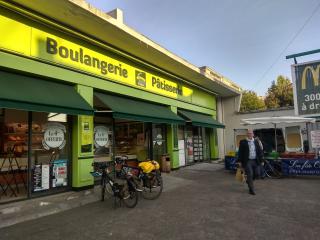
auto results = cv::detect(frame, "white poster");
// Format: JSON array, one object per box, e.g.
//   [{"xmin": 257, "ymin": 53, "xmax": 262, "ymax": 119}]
[
  {"xmin": 311, "ymin": 130, "xmax": 320, "ymax": 148},
  {"xmin": 41, "ymin": 164, "xmax": 50, "ymax": 190},
  {"xmin": 178, "ymin": 140, "xmax": 186, "ymax": 167},
  {"xmin": 94, "ymin": 126, "xmax": 109, "ymax": 148},
  {"xmin": 42, "ymin": 122, "xmax": 66, "ymax": 150}
]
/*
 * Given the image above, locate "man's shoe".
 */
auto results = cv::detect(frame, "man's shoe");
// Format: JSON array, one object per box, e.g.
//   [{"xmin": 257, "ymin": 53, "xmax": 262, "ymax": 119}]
[{"xmin": 249, "ymin": 190, "xmax": 256, "ymax": 195}]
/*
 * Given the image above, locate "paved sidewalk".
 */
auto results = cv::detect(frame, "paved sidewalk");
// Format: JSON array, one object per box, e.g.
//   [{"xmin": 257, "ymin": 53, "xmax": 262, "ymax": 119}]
[
  {"xmin": 1, "ymin": 162, "xmax": 320, "ymax": 240},
  {"xmin": 0, "ymin": 163, "xmax": 200, "ymax": 228}
]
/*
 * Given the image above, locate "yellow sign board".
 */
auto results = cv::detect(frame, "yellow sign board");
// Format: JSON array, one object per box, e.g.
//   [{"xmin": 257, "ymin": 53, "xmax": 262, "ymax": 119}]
[
  {"xmin": 29, "ymin": 29, "xmax": 193, "ymax": 99},
  {"xmin": 0, "ymin": 10, "xmax": 193, "ymax": 99}
]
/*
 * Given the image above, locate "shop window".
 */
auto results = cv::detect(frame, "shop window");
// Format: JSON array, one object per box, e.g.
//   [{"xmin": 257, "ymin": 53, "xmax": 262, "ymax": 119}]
[
  {"xmin": 115, "ymin": 120, "xmax": 149, "ymax": 161},
  {"xmin": 0, "ymin": 109, "xmax": 28, "ymax": 203},
  {"xmin": 94, "ymin": 116, "xmax": 113, "ymax": 163},
  {"xmin": 152, "ymin": 124, "xmax": 166, "ymax": 163},
  {"xmin": 31, "ymin": 112, "xmax": 70, "ymax": 194}
]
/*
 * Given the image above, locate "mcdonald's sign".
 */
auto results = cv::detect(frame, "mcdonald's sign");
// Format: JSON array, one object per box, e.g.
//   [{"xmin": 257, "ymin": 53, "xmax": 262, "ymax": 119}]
[{"xmin": 292, "ymin": 60, "xmax": 320, "ymax": 116}]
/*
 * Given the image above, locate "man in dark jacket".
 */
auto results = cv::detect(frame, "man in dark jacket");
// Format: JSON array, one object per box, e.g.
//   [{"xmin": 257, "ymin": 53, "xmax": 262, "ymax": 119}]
[{"xmin": 238, "ymin": 129, "xmax": 263, "ymax": 195}]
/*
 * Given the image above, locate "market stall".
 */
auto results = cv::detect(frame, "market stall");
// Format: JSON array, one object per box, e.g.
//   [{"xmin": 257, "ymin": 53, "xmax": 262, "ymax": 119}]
[{"xmin": 237, "ymin": 116, "xmax": 319, "ymax": 176}]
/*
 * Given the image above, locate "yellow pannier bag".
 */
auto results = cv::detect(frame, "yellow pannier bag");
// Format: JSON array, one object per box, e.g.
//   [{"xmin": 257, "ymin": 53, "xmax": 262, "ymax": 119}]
[{"xmin": 138, "ymin": 160, "xmax": 160, "ymax": 173}]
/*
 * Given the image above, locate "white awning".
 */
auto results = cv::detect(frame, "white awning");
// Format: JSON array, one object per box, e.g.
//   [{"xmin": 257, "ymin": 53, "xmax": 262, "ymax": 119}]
[{"xmin": 241, "ymin": 116, "xmax": 316, "ymax": 125}]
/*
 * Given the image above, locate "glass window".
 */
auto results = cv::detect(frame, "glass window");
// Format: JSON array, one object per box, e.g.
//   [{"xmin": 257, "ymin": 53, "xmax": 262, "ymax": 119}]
[
  {"xmin": 152, "ymin": 124, "xmax": 166, "ymax": 163},
  {"xmin": 115, "ymin": 120, "xmax": 149, "ymax": 161},
  {"xmin": 94, "ymin": 116, "xmax": 113, "ymax": 163},
  {"xmin": 0, "ymin": 109, "xmax": 28, "ymax": 202},
  {"xmin": 31, "ymin": 112, "xmax": 70, "ymax": 194}
]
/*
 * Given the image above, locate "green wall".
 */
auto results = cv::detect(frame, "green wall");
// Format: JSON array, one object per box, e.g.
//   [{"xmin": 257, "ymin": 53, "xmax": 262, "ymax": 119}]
[{"xmin": 72, "ymin": 85, "xmax": 94, "ymax": 188}]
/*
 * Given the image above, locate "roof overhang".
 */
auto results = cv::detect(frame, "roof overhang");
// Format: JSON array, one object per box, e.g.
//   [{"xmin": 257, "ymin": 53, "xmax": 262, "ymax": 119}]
[{"xmin": 7, "ymin": 0, "xmax": 241, "ymax": 97}]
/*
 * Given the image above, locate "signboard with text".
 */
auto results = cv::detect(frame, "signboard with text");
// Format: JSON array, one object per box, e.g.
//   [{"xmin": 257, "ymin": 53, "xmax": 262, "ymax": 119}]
[
  {"xmin": 292, "ymin": 60, "xmax": 320, "ymax": 116},
  {"xmin": 282, "ymin": 159, "xmax": 320, "ymax": 176}
]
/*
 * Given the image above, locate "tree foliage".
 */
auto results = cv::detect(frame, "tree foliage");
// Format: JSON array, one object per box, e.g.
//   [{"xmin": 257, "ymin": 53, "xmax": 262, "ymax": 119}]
[
  {"xmin": 264, "ymin": 75, "xmax": 293, "ymax": 109},
  {"xmin": 240, "ymin": 90, "xmax": 266, "ymax": 112}
]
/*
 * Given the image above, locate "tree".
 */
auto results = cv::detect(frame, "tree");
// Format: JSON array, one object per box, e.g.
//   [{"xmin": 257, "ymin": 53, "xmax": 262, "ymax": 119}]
[
  {"xmin": 240, "ymin": 90, "xmax": 266, "ymax": 112},
  {"xmin": 264, "ymin": 75, "xmax": 293, "ymax": 108},
  {"xmin": 264, "ymin": 81, "xmax": 279, "ymax": 109}
]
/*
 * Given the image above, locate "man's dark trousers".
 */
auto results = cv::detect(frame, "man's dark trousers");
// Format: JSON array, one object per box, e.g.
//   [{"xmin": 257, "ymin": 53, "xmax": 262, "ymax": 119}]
[{"xmin": 245, "ymin": 159, "xmax": 260, "ymax": 192}]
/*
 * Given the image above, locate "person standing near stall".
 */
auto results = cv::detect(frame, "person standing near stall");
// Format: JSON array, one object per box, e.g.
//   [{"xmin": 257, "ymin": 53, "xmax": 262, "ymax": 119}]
[{"xmin": 238, "ymin": 129, "xmax": 263, "ymax": 195}]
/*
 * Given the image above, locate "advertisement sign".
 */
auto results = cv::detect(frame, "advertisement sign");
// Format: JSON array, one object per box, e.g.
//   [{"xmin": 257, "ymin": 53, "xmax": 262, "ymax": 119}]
[
  {"xmin": 32, "ymin": 165, "xmax": 42, "ymax": 192},
  {"xmin": 52, "ymin": 159, "xmax": 68, "ymax": 187},
  {"xmin": 292, "ymin": 60, "xmax": 320, "ymax": 116},
  {"xmin": 310, "ymin": 130, "xmax": 320, "ymax": 148},
  {"xmin": 94, "ymin": 126, "xmax": 110, "ymax": 148},
  {"xmin": 79, "ymin": 115, "xmax": 93, "ymax": 155},
  {"xmin": 0, "ymin": 11, "xmax": 228, "ymax": 110},
  {"xmin": 33, "ymin": 164, "xmax": 50, "ymax": 192},
  {"xmin": 42, "ymin": 123, "xmax": 66, "ymax": 150},
  {"xmin": 282, "ymin": 159, "xmax": 320, "ymax": 176}
]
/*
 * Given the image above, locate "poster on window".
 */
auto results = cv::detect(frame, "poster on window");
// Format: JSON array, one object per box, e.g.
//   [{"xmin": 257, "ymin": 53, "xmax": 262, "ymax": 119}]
[
  {"xmin": 42, "ymin": 122, "xmax": 66, "ymax": 150},
  {"xmin": 33, "ymin": 165, "xmax": 42, "ymax": 192},
  {"xmin": 52, "ymin": 159, "xmax": 68, "ymax": 187},
  {"xmin": 33, "ymin": 164, "xmax": 50, "ymax": 192},
  {"xmin": 186, "ymin": 137, "xmax": 193, "ymax": 156},
  {"xmin": 94, "ymin": 126, "xmax": 109, "ymax": 148}
]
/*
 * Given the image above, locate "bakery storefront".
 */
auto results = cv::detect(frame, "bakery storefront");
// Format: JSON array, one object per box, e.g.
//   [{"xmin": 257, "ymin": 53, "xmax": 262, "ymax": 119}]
[
  {"xmin": 0, "ymin": 71, "xmax": 94, "ymax": 203},
  {"xmin": 0, "ymin": 1, "xmax": 225, "ymax": 203}
]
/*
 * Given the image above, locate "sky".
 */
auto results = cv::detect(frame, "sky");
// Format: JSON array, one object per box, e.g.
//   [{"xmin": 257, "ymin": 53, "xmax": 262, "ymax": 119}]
[{"xmin": 86, "ymin": 0, "xmax": 320, "ymax": 96}]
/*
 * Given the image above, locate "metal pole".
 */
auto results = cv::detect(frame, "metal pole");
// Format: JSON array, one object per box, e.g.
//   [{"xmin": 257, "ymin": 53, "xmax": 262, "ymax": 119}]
[{"xmin": 274, "ymin": 123, "xmax": 278, "ymax": 152}]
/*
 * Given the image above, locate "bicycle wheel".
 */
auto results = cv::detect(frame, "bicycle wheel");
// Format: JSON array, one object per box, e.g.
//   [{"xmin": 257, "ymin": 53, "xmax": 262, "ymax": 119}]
[
  {"xmin": 122, "ymin": 180, "xmax": 138, "ymax": 208},
  {"xmin": 142, "ymin": 171, "xmax": 163, "ymax": 200},
  {"xmin": 264, "ymin": 161, "xmax": 281, "ymax": 179}
]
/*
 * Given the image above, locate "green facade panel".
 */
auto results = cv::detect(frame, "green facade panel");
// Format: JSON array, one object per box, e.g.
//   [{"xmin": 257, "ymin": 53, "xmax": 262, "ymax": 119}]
[{"xmin": 72, "ymin": 85, "xmax": 94, "ymax": 188}]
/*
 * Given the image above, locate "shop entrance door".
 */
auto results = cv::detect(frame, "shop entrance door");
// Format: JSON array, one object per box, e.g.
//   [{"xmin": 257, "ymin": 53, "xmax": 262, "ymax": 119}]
[
  {"xmin": 185, "ymin": 127, "xmax": 194, "ymax": 164},
  {"xmin": 31, "ymin": 112, "xmax": 71, "ymax": 196},
  {"xmin": 152, "ymin": 124, "xmax": 166, "ymax": 163},
  {"xmin": 193, "ymin": 127, "xmax": 204, "ymax": 162},
  {"xmin": 178, "ymin": 126, "xmax": 186, "ymax": 167}
]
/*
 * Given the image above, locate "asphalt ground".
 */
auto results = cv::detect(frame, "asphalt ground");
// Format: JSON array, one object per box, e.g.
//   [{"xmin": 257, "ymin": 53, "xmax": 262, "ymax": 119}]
[{"xmin": 0, "ymin": 163, "xmax": 319, "ymax": 240}]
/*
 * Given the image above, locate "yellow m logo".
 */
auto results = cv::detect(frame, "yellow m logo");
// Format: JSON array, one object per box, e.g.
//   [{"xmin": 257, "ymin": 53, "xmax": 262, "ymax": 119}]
[{"xmin": 301, "ymin": 65, "xmax": 320, "ymax": 90}]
